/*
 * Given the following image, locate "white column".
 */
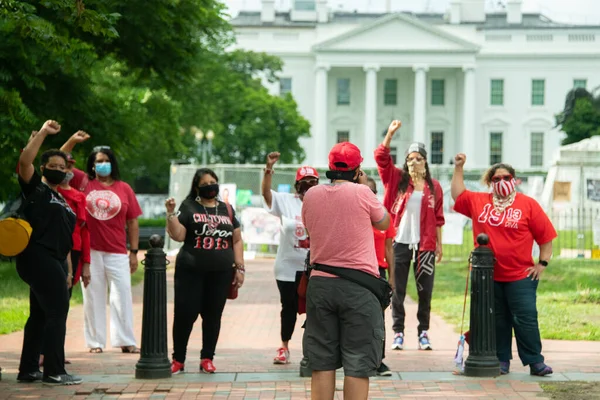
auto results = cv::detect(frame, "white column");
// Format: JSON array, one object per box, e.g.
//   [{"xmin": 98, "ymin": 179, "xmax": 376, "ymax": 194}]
[
  {"xmin": 412, "ymin": 64, "xmax": 429, "ymax": 144},
  {"xmin": 462, "ymin": 65, "xmax": 477, "ymax": 163},
  {"xmin": 314, "ymin": 63, "xmax": 330, "ymax": 167},
  {"xmin": 363, "ymin": 64, "xmax": 380, "ymax": 168}
]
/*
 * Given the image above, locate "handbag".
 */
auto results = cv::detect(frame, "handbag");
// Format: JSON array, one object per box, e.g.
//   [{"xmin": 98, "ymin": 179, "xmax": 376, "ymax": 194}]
[
  {"xmin": 0, "ymin": 191, "xmax": 36, "ymax": 257},
  {"xmin": 311, "ymin": 263, "xmax": 393, "ymax": 310},
  {"xmin": 224, "ymin": 202, "xmax": 239, "ymax": 300}
]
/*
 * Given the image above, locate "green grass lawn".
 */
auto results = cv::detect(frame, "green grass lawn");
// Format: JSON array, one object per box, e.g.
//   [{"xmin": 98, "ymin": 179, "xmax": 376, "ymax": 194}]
[
  {"xmin": 406, "ymin": 259, "xmax": 600, "ymax": 341},
  {"xmin": 0, "ymin": 261, "xmax": 144, "ymax": 335}
]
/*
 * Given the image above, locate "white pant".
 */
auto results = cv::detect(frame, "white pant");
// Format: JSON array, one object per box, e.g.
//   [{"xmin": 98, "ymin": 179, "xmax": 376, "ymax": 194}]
[{"xmin": 82, "ymin": 250, "xmax": 137, "ymax": 348}]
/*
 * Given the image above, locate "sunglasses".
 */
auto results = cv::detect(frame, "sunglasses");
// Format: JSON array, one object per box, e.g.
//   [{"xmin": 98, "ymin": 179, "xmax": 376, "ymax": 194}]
[
  {"xmin": 491, "ymin": 175, "xmax": 513, "ymax": 183},
  {"xmin": 406, "ymin": 156, "xmax": 425, "ymax": 163},
  {"xmin": 93, "ymin": 145, "xmax": 111, "ymax": 152}
]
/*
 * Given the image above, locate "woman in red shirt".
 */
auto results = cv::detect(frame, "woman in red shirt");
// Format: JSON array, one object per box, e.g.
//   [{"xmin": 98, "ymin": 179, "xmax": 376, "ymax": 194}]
[
  {"xmin": 374, "ymin": 120, "xmax": 445, "ymax": 351},
  {"xmin": 451, "ymin": 153, "xmax": 555, "ymax": 376}
]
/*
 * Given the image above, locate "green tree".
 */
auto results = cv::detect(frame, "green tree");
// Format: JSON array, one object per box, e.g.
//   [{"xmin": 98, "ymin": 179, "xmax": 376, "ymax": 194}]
[{"xmin": 556, "ymin": 87, "xmax": 600, "ymax": 145}]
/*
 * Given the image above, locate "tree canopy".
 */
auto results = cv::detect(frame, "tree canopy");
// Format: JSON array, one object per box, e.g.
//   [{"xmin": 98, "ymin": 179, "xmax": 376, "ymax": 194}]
[
  {"xmin": 556, "ymin": 87, "xmax": 600, "ymax": 145},
  {"xmin": 0, "ymin": 0, "xmax": 310, "ymax": 201}
]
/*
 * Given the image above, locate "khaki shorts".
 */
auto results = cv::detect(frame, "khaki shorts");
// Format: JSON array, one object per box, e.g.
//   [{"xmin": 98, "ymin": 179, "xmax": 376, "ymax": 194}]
[{"xmin": 303, "ymin": 276, "xmax": 384, "ymax": 378}]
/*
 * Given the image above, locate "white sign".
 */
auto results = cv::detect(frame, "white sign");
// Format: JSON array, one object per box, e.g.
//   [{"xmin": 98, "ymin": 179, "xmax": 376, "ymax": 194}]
[
  {"xmin": 240, "ymin": 207, "xmax": 281, "ymax": 245},
  {"xmin": 594, "ymin": 218, "xmax": 600, "ymax": 246},
  {"xmin": 220, "ymin": 183, "xmax": 237, "ymax": 210},
  {"xmin": 442, "ymin": 213, "xmax": 468, "ymax": 245}
]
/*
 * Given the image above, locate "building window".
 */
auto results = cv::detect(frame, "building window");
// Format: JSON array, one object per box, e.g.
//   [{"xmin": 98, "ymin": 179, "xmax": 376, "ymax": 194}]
[
  {"xmin": 490, "ymin": 132, "xmax": 503, "ymax": 165},
  {"xmin": 490, "ymin": 79, "xmax": 504, "ymax": 106},
  {"xmin": 384, "ymin": 79, "xmax": 397, "ymax": 105},
  {"xmin": 280, "ymin": 78, "xmax": 292, "ymax": 97},
  {"xmin": 531, "ymin": 132, "xmax": 544, "ymax": 167},
  {"xmin": 390, "ymin": 146, "xmax": 398, "ymax": 164},
  {"xmin": 337, "ymin": 78, "xmax": 351, "ymax": 105},
  {"xmin": 531, "ymin": 79, "xmax": 545, "ymax": 106},
  {"xmin": 431, "ymin": 132, "xmax": 444, "ymax": 165},
  {"xmin": 431, "ymin": 79, "xmax": 445, "ymax": 106},
  {"xmin": 294, "ymin": 0, "xmax": 316, "ymax": 10},
  {"xmin": 336, "ymin": 130, "xmax": 349, "ymax": 143},
  {"xmin": 573, "ymin": 79, "xmax": 587, "ymax": 89}
]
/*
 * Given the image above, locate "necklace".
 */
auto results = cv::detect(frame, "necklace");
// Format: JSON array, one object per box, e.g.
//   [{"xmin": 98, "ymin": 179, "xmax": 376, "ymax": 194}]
[
  {"xmin": 492, "ymin": 191, "xmax": 516, "ymax": 213},
  {"xmin": 195, "ymin": 197, "xmax": 219, "ymax": 234}
]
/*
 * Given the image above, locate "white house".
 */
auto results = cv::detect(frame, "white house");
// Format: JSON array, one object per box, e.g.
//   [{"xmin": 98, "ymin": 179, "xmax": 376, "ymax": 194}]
[{"xmin": 231, "ymin": 0, "xmax": 600, "ymax": 169}]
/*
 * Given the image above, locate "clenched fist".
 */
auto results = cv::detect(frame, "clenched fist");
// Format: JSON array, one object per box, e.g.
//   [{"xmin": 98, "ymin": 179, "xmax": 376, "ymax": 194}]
[
  {"xmin": 387, "ymin": 120, "xmax": 402, "ymax": 137},
  {"xmin": 70, "ymin": 130, "xmax": 91, "ymax": 143},
  {"xmin": 266, "ymin": 152, "xmax": 280, "ymax": 168},
  {"xmin": 454, "ymin": 153, "xmax": 466, "ymax": 168},
  {"xmin": 165, "ymin": 197, "xmax": 177, "ymax": 213},
  {"xmin": 40, "ymin": 120, "xmax": 61, "ymax": 136}
]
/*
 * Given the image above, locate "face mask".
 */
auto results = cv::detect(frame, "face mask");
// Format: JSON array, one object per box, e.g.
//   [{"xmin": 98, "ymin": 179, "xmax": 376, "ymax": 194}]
[
  {"xmin": 297, "ymin": 181, "xmax": 318, "ymax": 195},
  {"xmin": 95, "ymin": 162, "xmax": 112, "ymax": 177},
  {"xmin": 42, "ymin": 168, "xmax": 67, "ymax": 185},
  {"xmin": 198, "ymin": 184, "xmax": 219, "ymax": 199},
  {"xmin": 492, "ymin": 178, "xmax": 516, "ymax": 198},
  {"xmin": 62, "ymin": 171, "xmax": 74, "ymax": 184}
]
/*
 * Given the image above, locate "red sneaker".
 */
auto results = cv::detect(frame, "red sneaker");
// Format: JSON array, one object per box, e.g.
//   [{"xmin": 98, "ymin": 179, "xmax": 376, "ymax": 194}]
[
  {"xmin": 273, "ymin": 348, "xmax": 290, "ymax": 364},
  {"xmin": 200, "ymin": 358, "xmax": 216, "ymax": 374},
  {"xmin": 171, "ymin": 360, "xmax": 185, "ymax": 375}
]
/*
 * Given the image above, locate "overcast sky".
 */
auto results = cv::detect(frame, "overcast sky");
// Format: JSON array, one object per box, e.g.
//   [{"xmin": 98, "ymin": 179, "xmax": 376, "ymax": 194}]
[{"xmin": 222, "ymin": 0, "xmax": 600, "ymax": 25}]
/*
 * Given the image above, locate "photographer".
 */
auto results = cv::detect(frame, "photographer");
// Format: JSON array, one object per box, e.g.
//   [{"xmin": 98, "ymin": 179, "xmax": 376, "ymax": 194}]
[{"xmin": 301, "ymin": 142, "xmax": 390, "ymax": 400}]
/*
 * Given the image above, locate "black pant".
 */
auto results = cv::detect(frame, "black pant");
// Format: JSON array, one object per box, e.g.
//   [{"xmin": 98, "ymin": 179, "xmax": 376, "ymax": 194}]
[
  {"xmin": 495, "ymin": 278, "xmax": 544, "ymax": 366},
  {"xmin": 276, "ymin": 280, "xmax": 299, "ymax": 342},
  {"xmin": 172, "ymin": 267, "xmax": 231, "ymax": 363},
  {"xmin": 379, "ymin": 267, "xmax": 388, "ymax": 361},
  {"xmin": 16, "ymin": 247, "xmax": 69, "ymax": 377},
  {"xmin": 391, "ymin": 243, "xmax": 436, "ymax": 335}
]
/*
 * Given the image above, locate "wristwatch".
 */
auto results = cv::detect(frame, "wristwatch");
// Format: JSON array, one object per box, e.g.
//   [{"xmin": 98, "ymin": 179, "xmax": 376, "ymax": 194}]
[
  {"xmin": 539, "ymin": 260, "xmax": 548, "ymax": 267},
  {"xmin": 130, "ymin": 249, "xmax": 139, "ymax": 255}
]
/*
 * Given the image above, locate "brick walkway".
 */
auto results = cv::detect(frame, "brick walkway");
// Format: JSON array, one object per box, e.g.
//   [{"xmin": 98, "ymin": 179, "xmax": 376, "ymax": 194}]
[{"xmin": 1, "ymin": 258, "xmax": 599, "ymax": 399}]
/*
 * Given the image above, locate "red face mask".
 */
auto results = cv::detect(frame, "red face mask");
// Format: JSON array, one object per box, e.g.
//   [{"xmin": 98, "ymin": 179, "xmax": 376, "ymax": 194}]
[{"xmin": 491, "ymin": 176, "xmax": 516, "ymax": 197}]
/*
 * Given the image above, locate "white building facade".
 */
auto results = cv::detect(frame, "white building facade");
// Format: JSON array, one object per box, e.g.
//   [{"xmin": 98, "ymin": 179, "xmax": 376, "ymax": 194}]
[{"xmin": 231, "ymin": 0, "xmax": 600, "ymax": 170}]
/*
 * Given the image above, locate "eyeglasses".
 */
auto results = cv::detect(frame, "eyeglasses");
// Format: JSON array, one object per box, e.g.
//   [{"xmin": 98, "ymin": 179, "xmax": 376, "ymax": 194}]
[
  {"xmin": 491, "ymin": 175, "xmax": 513, "ymax": 183},
  {"xmin": 93, "ymin": 146, "xmax": 111, "ymax": 152}
]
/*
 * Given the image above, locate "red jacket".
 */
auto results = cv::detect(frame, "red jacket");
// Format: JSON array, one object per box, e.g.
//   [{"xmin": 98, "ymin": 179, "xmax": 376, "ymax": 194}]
[{"xmin": 374, "ymin": 144, "xmax": 445, "ymax": 252}]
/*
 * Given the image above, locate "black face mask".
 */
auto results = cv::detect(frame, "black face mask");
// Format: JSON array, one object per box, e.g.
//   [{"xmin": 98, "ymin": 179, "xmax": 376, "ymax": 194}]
[
  {"xmin": 43, "ymin": 168, "xmax": 67, "ymax": 185},
  {"xmin": 197, "ymin": 184, "xmax": 219, "ymax": 199},
  {"xmin": 297, "ymin": 181, "xmax": 318, "ymax": 195}
]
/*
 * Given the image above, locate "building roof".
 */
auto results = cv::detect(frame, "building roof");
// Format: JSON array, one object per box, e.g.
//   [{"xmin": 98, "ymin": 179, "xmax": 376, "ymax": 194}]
[{"xmin": 231, "ymin": 11, "xmax": 600, "ymax": 30}]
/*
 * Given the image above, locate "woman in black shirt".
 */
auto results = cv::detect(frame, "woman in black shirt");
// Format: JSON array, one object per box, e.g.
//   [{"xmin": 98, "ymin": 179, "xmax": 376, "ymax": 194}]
[
  {"xmin": 16, "ymin": 120, "xmax": 81, "ymax": 386},
  {"xmin": 165, "ymin": 168, "xmax": 245, "ymax": 374}
]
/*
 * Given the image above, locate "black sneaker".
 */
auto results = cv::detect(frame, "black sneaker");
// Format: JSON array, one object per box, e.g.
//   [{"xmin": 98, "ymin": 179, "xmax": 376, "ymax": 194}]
[
  {"xmin": 17, "ymin": 371, "xmax": 43, "ymax": 382},
  {"xmin": 42, "ymin": 374, "xmax": 83, "ymax": 386},
  {"xmin": 376, "ymin": 362, "xmax": 393, "ymax": 376}
]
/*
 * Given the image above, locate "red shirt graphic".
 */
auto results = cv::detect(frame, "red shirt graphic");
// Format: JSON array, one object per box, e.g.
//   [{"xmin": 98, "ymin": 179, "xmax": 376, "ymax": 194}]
[{"xmin": 453, "ymin": 191, "xmax": 557, "ymax": 282}]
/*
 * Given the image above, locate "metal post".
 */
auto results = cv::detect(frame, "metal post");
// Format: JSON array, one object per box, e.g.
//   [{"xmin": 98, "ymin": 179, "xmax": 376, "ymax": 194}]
[
  {"xmin": 202, "ymin": 142, "xmax": 208, "ymax": 166},
  {"xmin": 135, "ymin": 235, "xmax": 172, "ymax": 379},
  {"xmin": 464, "ymin": 233, "xmax": 500, "ymax": 377}
]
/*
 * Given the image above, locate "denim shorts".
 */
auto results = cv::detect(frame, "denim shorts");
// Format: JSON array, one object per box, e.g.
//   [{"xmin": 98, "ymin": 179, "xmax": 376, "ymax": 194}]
[{"xmin": 303, "ymin": 276, "xmax": 384, "ymax": 377}]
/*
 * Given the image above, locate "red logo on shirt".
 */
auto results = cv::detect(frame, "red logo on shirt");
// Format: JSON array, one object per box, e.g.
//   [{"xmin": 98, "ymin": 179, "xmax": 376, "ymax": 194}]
[
  {"xmin": 477, "ymin": 204, "xmax": 522, "ymax": 229},
  {"xmin": 86, "ymin": 190, "xmax": 122, "ymax": 221}
]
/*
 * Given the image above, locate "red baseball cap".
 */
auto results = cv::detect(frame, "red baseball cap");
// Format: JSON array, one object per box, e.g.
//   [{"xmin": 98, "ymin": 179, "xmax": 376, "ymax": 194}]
[
  {"xmin": 295, "ymin": 166, "xmax": 319, "ymax": 182},
  {"xmin": 328, "ymin": 142, "xmax": 363, "ymax": 171}
]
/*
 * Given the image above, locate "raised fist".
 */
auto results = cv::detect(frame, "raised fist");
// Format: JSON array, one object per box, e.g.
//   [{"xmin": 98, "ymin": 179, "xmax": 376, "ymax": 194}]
[
  {"xmin": 387, "ymin": 120, "xmax": 402, "ymax": 137},
  {"xmin": 454, "ymin": 153, "xmax": 466, "ymax": 168},
  {"xmin": 266, "ymin": 151, "xmax": 280, "ymax": 167},
  {"xmin": 70, "ymin": 130, "xmax": 91, "ymax": 143},
  {"xmin": 40, "ymin": 120, "xmax": 61, "ymax": 135},
  {"xmin": 165, "ymin": 197, "xmax": 177, "ymax": 213}
]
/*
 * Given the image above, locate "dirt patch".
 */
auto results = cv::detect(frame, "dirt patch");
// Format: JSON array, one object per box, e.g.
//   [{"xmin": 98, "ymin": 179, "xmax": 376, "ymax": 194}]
[{"xmin": 541, "ymin": 382, "xmax": 600, "ymax": 399}]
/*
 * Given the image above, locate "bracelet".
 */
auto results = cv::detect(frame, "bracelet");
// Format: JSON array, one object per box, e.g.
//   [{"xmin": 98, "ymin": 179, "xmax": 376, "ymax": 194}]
[
  {"xmin": 233, "ymin": 263, "xmax": 246, "ymax": 273},
  {"xmin": 264, "ymin": 168, "xmax": 274, "ymax": 175},
  {"xmin": 167, "ymin": 212, "xmax": 178, "ymax": 220},
  {"xmin": 130, "ymin": 249, "xmax": 139, "ymax": 255}
]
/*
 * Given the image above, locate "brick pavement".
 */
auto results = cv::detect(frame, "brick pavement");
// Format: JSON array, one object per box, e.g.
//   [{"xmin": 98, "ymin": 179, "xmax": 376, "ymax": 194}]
[{"xmin": 1, "ymin": 257, "xmax": 598, "ymax": 399}]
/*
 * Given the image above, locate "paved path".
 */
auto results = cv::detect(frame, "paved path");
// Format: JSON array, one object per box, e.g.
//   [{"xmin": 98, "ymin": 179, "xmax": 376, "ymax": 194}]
[{"xmin": 1, "ymin": 258, "xmax": 599, "ymax": 399}]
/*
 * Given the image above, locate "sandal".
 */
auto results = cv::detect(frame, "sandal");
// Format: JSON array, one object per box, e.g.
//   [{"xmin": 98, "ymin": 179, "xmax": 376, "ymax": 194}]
[
  {"xmin": 89, "ymin": 348, "xmax": 103, "ymax": 353},
  {"xmin": 530, "ymin": 362, "xmax": 553, "ymax": 376},
  {"xmin": 499, "ymin": 361, "xmax": 510, "ymax": 375},
  {"xmin": 121, "ymin": 346, "xmax": 140, "ymax": 354}
]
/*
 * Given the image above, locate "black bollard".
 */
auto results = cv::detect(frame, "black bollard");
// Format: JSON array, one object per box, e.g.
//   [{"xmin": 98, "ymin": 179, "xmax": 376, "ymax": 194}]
[
  {"xmin": 464, "ymin": 233, "xmax": 500, "ymax": 377},
  {"xmin": 135, "ymin": 235, "xmax": 172, "ymax": 379}
]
